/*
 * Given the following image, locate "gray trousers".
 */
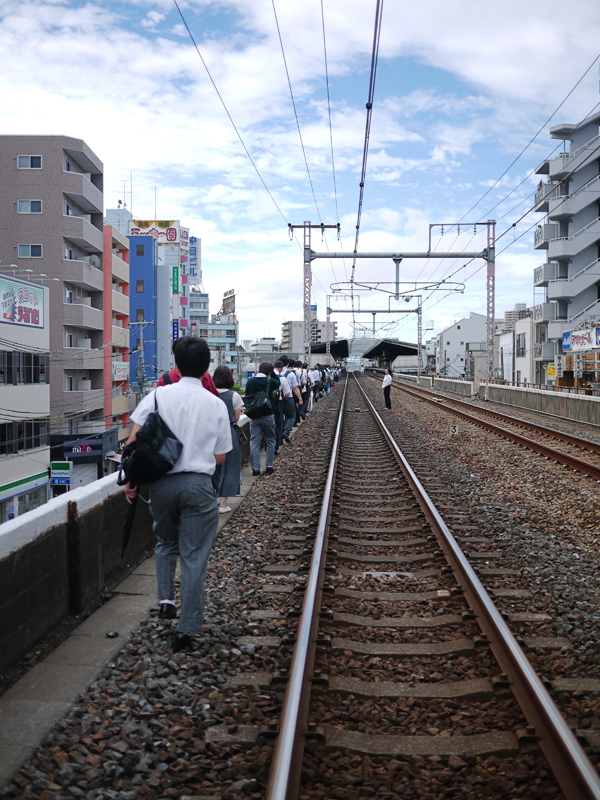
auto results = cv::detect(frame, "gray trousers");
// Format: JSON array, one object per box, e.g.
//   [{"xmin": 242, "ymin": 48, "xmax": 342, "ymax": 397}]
[
  {"xmin": 283, "ymin": 397, "xmax": 296, "ymax": 434},
  {"xmin": 250, "ymin": 414, "xmax": 276, "ymax": 470},
  {"xmin": 149, "ymin": 472, "xmax": 219, "ymax": 633}
]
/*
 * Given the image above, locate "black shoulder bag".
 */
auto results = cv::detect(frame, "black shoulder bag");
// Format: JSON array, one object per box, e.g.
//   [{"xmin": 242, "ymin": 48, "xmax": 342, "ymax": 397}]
[
  {"xmin": 117, "ymin": 392, "xmax": 183, "ymax": 487},
  {"xmin": 244, "ymin": 378, "xmax": 273, "ymax": 419}
]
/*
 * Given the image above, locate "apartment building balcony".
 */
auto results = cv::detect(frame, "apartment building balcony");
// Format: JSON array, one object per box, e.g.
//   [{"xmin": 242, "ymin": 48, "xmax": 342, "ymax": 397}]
[
  {"xmin": 547, "ymin": 218, "xmax": 600, "ymax": 260},
  {"xmin": 548, "ymin": 174, "xmax": 600, "ymax": 220},
  {"xmin": 63, "ymin": 301, "xmax": 104, "ymax": 331},
  {"xmin": 111, "ymin": 254, "xmax": 129, "ymax": 284},
  {"xmin": 547, "ymin": 258, "xmax": 600, "ymax": 300},
  {"xmin": 533, "ymin": 182, "xmax": 557, "ymax": 213},
  {"xmin": 112, "ymin": 395, "xmax": 130, "ymax": 416},
  {"xmin": 112, "ymin": 289, "xmax": 129, "ymax": 316},
  {"xmin": 112, "ymin": 325, "xmax": 129, "ymax": 348},
  {"xmin": 533, "ymin": 262, "xmax": 557, "ymax": 287},
  {"xmin": 62, "ymin": 258, "xmax": 104, "ymax": 292},
  {"xmin": 533, "ymin": 341, "xmax": 555, "ymax": 361},
  {"xmin": 534, "ymin": 224, "xmax": 558, "ymax": 250},
  {"xmin": 533, "ymin": 303, "xmax": 557, "ymax": 324},
  {"xmin": 63, "ymin": 171, "xmax": 103, "ymax": 214},
  {"xmin": 63, "ymin": 215, "xmax": 104, "ymax": 254},
  {"xmin": 63, "ymin": 348, "xmax": 103, "ymax": 370},
  {"xmin": 68, "ymin": 388, "xmax": 105, "ymax": 414}
]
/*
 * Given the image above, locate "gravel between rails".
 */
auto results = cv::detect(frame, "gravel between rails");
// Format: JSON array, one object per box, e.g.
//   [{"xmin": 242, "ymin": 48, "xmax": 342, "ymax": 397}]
[{"xmin": 361, "ymin": 377, "xmax": 600, "ymax": 763}]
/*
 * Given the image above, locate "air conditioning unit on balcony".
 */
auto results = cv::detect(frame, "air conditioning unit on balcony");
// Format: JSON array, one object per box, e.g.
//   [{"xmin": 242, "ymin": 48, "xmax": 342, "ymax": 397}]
[
  {"xmin": 77, "ymin": 379, "xmax": 92, "ymax": 391},
  {"xmin": 76, "ymin": 338, "xmax": 92, "ymax": 349}
]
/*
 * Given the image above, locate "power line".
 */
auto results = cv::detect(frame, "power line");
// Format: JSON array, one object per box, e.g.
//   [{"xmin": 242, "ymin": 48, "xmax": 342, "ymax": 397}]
[
  {"xmin": 173, "ymin": 0, "xmax": 291, "ymax": 225},
  {"xmin": 448, "ymin": 51, "xmax": 600, "ymax": 231}
]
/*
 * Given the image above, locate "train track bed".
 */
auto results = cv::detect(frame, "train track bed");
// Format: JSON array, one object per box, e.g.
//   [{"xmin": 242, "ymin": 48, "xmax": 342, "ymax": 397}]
[
  {"xmin": 357, "ymin": 377, "xmax": 600, "ymax": 762},
  {"xmin": 1, "ymin": 392, "xmax": 345, "ymax": 800},
  {"xmin": 388, "ymin": 373, "xmax": 600, "ymax": 446}
]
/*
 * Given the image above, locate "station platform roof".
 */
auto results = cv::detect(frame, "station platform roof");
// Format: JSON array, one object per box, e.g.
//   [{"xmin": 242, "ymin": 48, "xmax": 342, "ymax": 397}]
[
  {"xmin": 310, "ymin": 339, "xmax": 350, "ymax": 359},
  {"xmin": 362, "ymin": 339, "xmax": 418, "ymax": 360}
]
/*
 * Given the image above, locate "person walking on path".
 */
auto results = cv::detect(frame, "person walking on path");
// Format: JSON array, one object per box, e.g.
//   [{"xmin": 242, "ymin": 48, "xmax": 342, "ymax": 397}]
[
  {"xmin": 273, "ymin": 360, "xmax": 292, "ymax": 449},
  {"xmin": 246, "ymin": 362, "xmax": 279, "ymax": 475},
  {"xmin": 382, "ymin": 367, "xmax": 393, "ymax": 409},
  {"xmin": 213, "ymin": 365, "xmax": 243, "ymax": 514},
  {"xmin": 124, "ymin": 338, "xmax": 232, "ymax": 653}
]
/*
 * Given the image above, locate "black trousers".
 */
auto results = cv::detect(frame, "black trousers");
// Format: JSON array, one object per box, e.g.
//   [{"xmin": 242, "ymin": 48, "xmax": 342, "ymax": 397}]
[{"xmin": 384, "ymin": 385, "xmax": 391, "ymax": 409}]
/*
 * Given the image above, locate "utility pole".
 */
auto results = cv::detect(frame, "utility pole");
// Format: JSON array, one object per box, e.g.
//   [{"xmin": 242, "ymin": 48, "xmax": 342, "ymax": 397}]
[
  {"xmin": 289, "ymin": 222, "xmax": 340, "ymax": 363},
  {"xmin": 486, "ymin": 220, "xmax": 496, "ymax": 398}
]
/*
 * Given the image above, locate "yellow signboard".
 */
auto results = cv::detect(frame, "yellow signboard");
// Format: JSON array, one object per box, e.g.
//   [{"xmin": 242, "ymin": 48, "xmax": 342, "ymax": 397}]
[{"xmin": 547, "ymin": 365, "xmax": 556, "ymax": 377}]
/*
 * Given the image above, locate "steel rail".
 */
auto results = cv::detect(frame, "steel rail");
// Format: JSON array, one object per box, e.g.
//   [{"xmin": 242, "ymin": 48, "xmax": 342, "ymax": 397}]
[
  {"xmin": 389, "ymin": 376, "xmax": 600, "ymax": 456},
  {"xmin": 353, "ymin": 374, "xmax": 600, "ymax": 800},
  {"xmin": 265, "ymin": 377, "xmax": 348, "ymax": 800},
  {"xmin": 369, "ymin": 374, "xmax": 600, "ymax": 480}
]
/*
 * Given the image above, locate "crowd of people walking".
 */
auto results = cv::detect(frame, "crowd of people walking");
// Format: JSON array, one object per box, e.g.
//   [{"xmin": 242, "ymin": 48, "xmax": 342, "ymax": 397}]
[{"xmin": 122, "ymin": 338, "xmax": 342, "ymax": 652}]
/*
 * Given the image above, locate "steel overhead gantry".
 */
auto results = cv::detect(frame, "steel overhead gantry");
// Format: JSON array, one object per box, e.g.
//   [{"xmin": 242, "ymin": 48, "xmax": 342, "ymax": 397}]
[
  {"xmin": 326, "ymin": 294, "xmax": 425, "ymax": 383},
  {"xmin": 309, "ymin": 219, "xmax": 496, "ymax": 386}
]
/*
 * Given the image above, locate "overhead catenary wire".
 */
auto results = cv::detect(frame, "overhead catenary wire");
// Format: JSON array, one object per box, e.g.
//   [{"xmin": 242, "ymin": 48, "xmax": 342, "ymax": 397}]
[{"xmin": 350, "ymin": 0, "xmax": 385, "ymax": 331}]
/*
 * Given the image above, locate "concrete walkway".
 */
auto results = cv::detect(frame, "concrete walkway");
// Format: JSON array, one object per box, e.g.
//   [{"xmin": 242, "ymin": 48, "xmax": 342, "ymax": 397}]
[{"xmin": 0, "ymin": 457, "xmax": 265, "ymax": 789}]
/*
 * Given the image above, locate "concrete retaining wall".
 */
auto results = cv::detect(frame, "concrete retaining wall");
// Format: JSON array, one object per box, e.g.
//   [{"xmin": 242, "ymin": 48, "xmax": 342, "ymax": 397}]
[
  {"xmin": 486, "ymin": 384, "xmax": 600, "ymax": 426},
  {"xmin": 397, "ymin": 373, "xmax": 433, "ymax": 388},
  {"xmin": 432, "ymin": 377, "xmax": 475, "ymax": 397},
  {"xmin": 0, "ymin": 473, "xmax": 155, "ymax": 675}
]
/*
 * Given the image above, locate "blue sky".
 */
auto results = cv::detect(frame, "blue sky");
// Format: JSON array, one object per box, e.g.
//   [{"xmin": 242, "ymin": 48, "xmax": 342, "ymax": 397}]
[{"xmin": 2, "ymin": 0, "xmax": 600, "ymax": 343}]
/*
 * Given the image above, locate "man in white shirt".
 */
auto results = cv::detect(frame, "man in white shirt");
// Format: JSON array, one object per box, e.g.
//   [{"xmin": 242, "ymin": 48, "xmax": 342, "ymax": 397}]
[
  {"xmin": 125, "ymin": 338, "xmax": 232, "ymax": 652},
  {"xmin": 281, "ymin": 355, "xmax": 301, "ymax": 437}
]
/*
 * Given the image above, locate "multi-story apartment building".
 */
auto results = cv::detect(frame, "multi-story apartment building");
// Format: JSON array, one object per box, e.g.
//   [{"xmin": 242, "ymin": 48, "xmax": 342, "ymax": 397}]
[
  {"xmin": 435, "ymin": 313, "xmax": 487, "ymax": 377},
  {"xmin": 281, "ymin": 305, "xmax": 337, "ymax": 352},
  {"xmin": 533, "ymin": 109, "xmax": 600, "ymax": 382},
  {"xmin": 189, "ymin": 290, "xmax": 210, "ymax": 330},
  {"xmin": 103, "ymin": 227, "xmax": 130, "ymax": 443},
  {"xmin": 0, "ymin": 274, "xmax": 50, "ymax": 521},
  {"xmin": 0, "ymin": 135, "xmax": 109, "ymax": 436}
]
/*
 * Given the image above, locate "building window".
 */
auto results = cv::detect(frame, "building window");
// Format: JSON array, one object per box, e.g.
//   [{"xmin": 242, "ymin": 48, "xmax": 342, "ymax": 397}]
[
  {"xmin": 18, "ymin": 244, "xmax": 42, "ymax": 258},
  {"xmin": 18, "ymin": 200, "xmax": 42, "ymax": 214},
  {"xmin": 136, "ymin": 309, "xmax": 144, "ymax": 322},
  {"xmin": 65, "ymin": 203, "xmax": 73, "ymax": 216},
  {"xmin": 516, "ymin": 333, "xmax": 526, "ymax": 358},
  {"xmin": 65, "ymin": 245, "xmax": 73, "ymax": 260},
  {"xmin": 136, "ymin": 244, "xmax": 144, "ymax": 256},
  {"xmin": 65, "ymin": 375, "xmax": 73, "ymax": 392},
  {"xmin": 65, "ymin": 332, "xmax": 74, "ymax": 348},
  {"xmin": 65, "ymin": 158, "xmax": 72, "ymax": 171},
  {"xmin": 136, "ymin": 280, "xmax": 144, "ymax": 293},
  {"xmin": 18, "ymin": 155, "xmax": 42, "ymax": 169}
]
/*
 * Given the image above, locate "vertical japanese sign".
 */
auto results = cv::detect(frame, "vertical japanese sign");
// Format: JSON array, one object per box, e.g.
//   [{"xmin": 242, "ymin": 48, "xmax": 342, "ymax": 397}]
[
  {"xmin": 172, "ymin": 320, "xmax": 179, "ymax": 342},
  {"xmin": 172, "ymin": 266, "xmax": 179, "ymax": 294}
]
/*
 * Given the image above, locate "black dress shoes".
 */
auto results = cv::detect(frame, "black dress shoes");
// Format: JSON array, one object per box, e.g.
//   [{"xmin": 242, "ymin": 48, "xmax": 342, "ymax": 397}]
[
  {"xmin": 172, "ymin": 632, "xmax": 193, "ymax": 652},
  {"xmin": 158, "ymin": 603, "xmax": 177, "ymax": 620},
  {"xmin": 252, "ymin": 469, "xmax": 261, "ymax": 476}
]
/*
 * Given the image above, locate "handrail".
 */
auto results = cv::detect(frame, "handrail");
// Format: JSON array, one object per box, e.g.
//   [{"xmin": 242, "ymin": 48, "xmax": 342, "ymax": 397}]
[
  {"xmin": 355, "ymin": 377, "xmax": 600, "ymax": 799},
  {"xmin": 553, "ymin": 215, "xmax": 600, "ymax": 242},
  {"xmin": 567, "ymin": 298, "xmax": 600, "ymax": 324},
  {"xmin": 571, "ymin": 132, "xmax": 600, "ymax": 160},
  {"xmin": 549, "ymin": 256, "xmax": 600, "ymax": 284},
  {"xmin": 266, "ymin": 377, "xmax": 348, "ymax": 800}
]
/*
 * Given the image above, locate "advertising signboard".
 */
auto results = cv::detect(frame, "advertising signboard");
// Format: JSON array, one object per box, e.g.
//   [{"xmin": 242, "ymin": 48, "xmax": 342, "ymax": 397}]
[
  {"xmin": 173, "ymin": 320, "xmax": 179, "ymax": 341},
  {"xmin": 172, "ymin": 266, "xmax": 179, "ymax": 294},
  {"xmin": 562, "ymin": 331, "xmax": 571, "ymax": 351},
  {"xmin": 188, "ymin": 236, "xmax": 201, "ymax": 284},
  {"xmin": 569, "ymin": 328, "xmax": 596, "ymax": 352},
  {"xmin": 547, "ymin": 365, "xmax": 556, "ymax": 377},
  {"xmin": 0, "ymin": 275, "xmax": 44, "ymax": 328},
  {"xmin": 129, "ymin": 220, "xmax": 182, "ymax": 243},
  {"xmin": 51, "ymin": 461, "xmax": 71, "ymax": 486},
  {"xmin": 112, "ymin": 361, "xmax": 129, "ymax": 381}
]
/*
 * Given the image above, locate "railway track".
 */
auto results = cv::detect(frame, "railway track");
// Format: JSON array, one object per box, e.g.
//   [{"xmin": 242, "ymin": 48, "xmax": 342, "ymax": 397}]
[
  {"xmin": 256, "ymin": 375, "xmax": 600, "ymax": 799},
  {"xmin": 368, "ymin": 373, "xmax": 600, "ymax": 481}
]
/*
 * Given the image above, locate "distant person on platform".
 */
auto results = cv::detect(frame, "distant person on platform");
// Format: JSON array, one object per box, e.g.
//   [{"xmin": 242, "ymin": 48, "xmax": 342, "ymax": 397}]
[
  {"xmin": 382, "ymin": 367, "xmax": 392, "ymax": 410},
  {"xmin": 124, "ymin": 337, "xmax": 232, "ymax": 653}
]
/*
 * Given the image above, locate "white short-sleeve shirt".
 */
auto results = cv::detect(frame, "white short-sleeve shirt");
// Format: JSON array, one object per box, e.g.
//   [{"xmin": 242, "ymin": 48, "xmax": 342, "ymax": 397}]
[
  {"xmin": 131, "ymin": 377, "xmax": 232, "ymax": 475},
  {"xmin": 217, "ymin": 388, "xmax": 244, "ymax": 411}
]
